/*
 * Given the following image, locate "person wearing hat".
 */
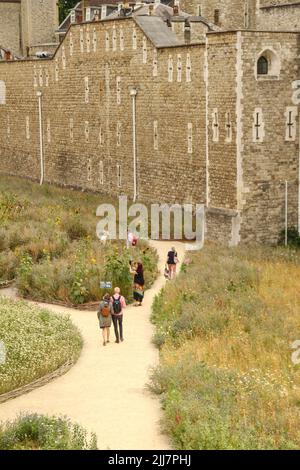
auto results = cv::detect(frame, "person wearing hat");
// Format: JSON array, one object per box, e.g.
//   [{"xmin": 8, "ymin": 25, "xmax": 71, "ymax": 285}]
[{"xmin": 97, "ymin": 293, "xmax": 113, "ymax": 346}]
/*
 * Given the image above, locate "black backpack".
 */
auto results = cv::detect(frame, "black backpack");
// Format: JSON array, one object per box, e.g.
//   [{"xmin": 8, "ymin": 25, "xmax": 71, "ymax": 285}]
[{"xmin": 112, "ymin": 295, "xmax": 122, "ymax": 314}]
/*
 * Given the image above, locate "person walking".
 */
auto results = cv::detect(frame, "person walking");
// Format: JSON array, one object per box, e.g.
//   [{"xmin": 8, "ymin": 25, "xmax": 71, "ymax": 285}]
[
  {"xmin": 130, "ymin": 261, "xmax": 145, "ymax": 306},
  {"xmin": 167, "ymin": 247, "xmax": 178, "ymax": 280},
  {"xmin": 111, "ymin": 287, "xmax": 126, "ymax": 343},
  {"xmin": 97, "ymin": 293, "xmax": 113, "ymax": 347}
]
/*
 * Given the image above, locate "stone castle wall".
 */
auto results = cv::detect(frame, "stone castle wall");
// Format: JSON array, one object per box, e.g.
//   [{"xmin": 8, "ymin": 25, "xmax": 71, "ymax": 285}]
[
  {"xmin": 0, "ymin": 18, "xmax": 207, "ymax": 208},
  {"xmin": 0, "ymin": 17, "xmax": 299, "ymax": 245},
  {"xmin": 21, "ymin": 0, "xmax": 58, "ymax": 54},
  {"xmin": 257, "ymin": 2, "xmax": 300, "ymax": 31},
  {"xmin": 239, "ymin": 31, "xmax": 299, "ymax": 243},
  {"xmin": 0, "ymin": 2, "xmax": 21, "ymax": 55}
]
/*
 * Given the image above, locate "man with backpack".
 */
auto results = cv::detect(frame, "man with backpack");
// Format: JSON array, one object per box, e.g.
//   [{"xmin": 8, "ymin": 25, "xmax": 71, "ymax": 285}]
[{"xmin": 111, "ymin": 287, "xmax": 126, "ymax": 344}]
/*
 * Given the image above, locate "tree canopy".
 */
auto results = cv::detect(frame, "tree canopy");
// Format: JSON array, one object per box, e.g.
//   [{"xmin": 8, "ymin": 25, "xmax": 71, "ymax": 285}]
[{"xmin": 58, "ymin": 0, "xmax": 79, "ymax": 23}]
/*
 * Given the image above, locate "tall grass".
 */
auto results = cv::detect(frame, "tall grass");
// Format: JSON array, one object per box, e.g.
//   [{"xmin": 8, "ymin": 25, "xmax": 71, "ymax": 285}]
[
  {"xmin": 0, "ymin": 176, "xmax": 158, "ymax": 304},
  {"xmin": 150, "ymin": 245, "xmax": 300, "ymax": 449}
]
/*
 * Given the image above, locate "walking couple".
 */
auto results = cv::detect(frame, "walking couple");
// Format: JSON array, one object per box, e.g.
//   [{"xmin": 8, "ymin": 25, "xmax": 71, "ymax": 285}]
[{"xmin": 97, "ymin": 287, "xmax": 126, "ymax": 347}]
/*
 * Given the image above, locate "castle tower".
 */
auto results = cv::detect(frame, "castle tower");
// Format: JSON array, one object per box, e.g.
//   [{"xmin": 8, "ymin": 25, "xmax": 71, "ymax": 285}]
[{"xmin": 21, "ymin": 0, "xmax": 59, "ymax": 55}]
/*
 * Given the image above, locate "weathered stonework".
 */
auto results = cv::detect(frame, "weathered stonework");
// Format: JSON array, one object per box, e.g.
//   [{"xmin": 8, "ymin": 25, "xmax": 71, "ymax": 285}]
[
  {"xmin": 0, "ymin": 0, "xmax": 58, "ymax": 56},
  {"xmin": 0, "ymin": 7, "xmax": 300, "ymax": 245}
]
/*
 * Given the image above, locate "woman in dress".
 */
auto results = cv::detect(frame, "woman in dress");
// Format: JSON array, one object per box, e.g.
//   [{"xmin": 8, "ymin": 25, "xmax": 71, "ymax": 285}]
[
  {"xmin": 97, "ymin": 293, "xmax": 113, "ymax": 346},
  {"xmin": 130, "ymin": 261, "xmax": 145, "ymax": 306}
]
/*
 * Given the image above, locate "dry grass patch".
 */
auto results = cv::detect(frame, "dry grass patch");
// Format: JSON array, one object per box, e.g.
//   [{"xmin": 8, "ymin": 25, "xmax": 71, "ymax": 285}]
[{"xmin": 150, "ymin": 246, "xmax": 300, "ymax": 449}]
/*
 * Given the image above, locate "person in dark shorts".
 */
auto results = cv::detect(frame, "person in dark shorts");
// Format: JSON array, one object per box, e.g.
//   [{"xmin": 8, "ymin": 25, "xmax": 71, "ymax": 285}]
[{"xmin": 167, "ymin": 247, "xmax": 178, "ymax": 280}]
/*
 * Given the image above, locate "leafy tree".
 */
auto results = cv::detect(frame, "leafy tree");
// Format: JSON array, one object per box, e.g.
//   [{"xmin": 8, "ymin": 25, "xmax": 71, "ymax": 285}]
[{"xmin": 58, "ymin": 0, "xmax": 79, "ymax": 23}]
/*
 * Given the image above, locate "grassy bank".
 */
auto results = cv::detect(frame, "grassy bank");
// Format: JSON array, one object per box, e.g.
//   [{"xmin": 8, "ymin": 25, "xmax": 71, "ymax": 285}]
[
  {"xmin": 0, "ymin": 176, "xmax": 158, "ymax": 305},
  {"xmin": 150, "ymin": 245, "xmax": 300, "ymax": 449},
  {"xmin": 0, "ymin": 297, "xmax": 83, "ymax": 395},
  {"xmin": 0, "ymin": 414, "xmax": 97, "ymax": 450}
]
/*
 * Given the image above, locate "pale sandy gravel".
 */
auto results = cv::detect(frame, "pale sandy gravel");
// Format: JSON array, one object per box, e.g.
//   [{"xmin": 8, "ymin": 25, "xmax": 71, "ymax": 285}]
[{"xmin": 0, "ymin": 241, "xmax": 186, "ymax": 450}]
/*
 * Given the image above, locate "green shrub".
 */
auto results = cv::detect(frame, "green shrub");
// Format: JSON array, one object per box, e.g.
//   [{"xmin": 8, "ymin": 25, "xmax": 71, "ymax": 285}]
[
  {"xmin": 278, "ymin": 226, "xmax": 300, "ymax": 248},
  {"xmin": 0, "ymin": 176, "xmax": 158, "ymax": 304},
  {"xmin": 0, "ymin": 414, "xmax": 97, "ymax": 450},
  {"xmin": 0, "ymin": 251, "xmax": 18, "ymax": 281},
  {"xmin": 63, "ymin": 218, "xmax": 89, "ymax": 241},
  {"xmin": 0, "ymin": 297, "xmax": 83, "ymax": 394}
]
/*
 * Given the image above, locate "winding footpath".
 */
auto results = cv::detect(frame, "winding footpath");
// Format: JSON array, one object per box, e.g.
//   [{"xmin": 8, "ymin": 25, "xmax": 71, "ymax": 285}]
[{"xmin": 0, "ymin": 241, "xmax": 185, "ymax": 450}]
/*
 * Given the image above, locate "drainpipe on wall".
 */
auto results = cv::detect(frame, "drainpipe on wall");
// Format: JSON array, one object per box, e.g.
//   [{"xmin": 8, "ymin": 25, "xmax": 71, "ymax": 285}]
[
  {"xmin": 37, "ymin": 91, "xmax": 44, "ymax": 185},
  {"xmin": 299, "ymin": 114, "xmax": 300, "ymax": 235},
  {"xmin": 130, "ymin": 88, "xmax": 138, "ymax": 202}
]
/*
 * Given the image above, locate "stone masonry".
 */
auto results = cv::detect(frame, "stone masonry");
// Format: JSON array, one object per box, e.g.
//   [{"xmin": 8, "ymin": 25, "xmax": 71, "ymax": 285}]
[{"xmin": 0, "ymin": 2, "xmax": 300, "ymax": 245}]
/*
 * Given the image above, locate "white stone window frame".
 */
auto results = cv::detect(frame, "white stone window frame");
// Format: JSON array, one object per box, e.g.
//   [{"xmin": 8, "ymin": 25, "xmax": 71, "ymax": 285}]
[
  {"xmin": 62, "ymin": 45, "xmax": 67, "ymax": 69},
  {"xmin": 33, "ymin": 66, "xmax": 38, "ymax": 88},
  {"xmin": 80, "ymin": 28, "xmax": 84, "ymax": 53},
  {"xmin": 7, "ymin": 114, "xmax": 10, "ymax": 138},
  {"xmin": 117, "ymin": 164, "xmax": 122, "ymax": 188},
  {"xmin": 101, "ymin": 5, "xmax": 107, "ymax": 19},
  {"xmin": 47, "ymin": 118, "xmax": 51, "ymax": 143},
  {"xmin": 55, "ymin": 58, "xmax": 59, "ymax": 82},
  {"xmin": 116, "ymin": 76, "xmax": 121, "ymax": 105},
  {"xmin": 39, "ymin": 66, "xmax": 43, "ymax": 87},
  {"xmin": 85, "ymin": 121, "xmax": 90, "ymax": 143},
  {"xmin": 168, "ymin": 55, "xmax": 173, "ymax": 82},
  {"xmin": 99, "ymin": 160, "xmax": 104, "ymax": 185},
  {"xmin": 112, "ymin": 26, "xmax": 117, "ymax": 52},
  {"xmin": 86, "ymin": 27, "xmax": 91, "ymax": 53},
  {"xmin": 186, "ymin": 53, "xmax": 191, "ymax": 83},
  {"xmin": 255, "ymin": 47, "xmax": 281, "ymax": 81},
  {"xmin": 154, "ymin": 120, "xmax": 159, "ymax": 150},
  {"xmin": 120, "ymin": 27, "xmax": 124, "ymax": 51},
  {"xmin": 284, "ymin": 106, "xmax": 298, "ymax": 142},
  {"xmin": 87, "ymin": 158, "xmax": 92, "ymax": 182},
  {"xmin": 153, "ymin": 49, "xmax": 158, "ymax": 77},
  {"xmin": 86, "ymin": 7, "xmax": 91, "ymax": 22},
  {"xmin": 177, "ymin": 54, "xmax": 182, "ymax": 83},
  {"xmin": 45, "ymin": 69, "xmax": 49, "ymax": 87},
  {"xmin": 70, "ymin": 32, "xmax": 74, "ymax": 56},
  {"xmin": 252, "ymin": 107, "xmax": 265, "ymax": 143},
  {"xmin": 188, "ymin": 122, "xmax": 193, "ymax": 154},
  {"xmin": 244, "ymin": 0, "xmax": 249, "ymax": 29},
  {"xmin": 84, "ymin": 76, "xmax": 89, "ymax": 104},
  {"xmin": 142, "ymin": 37, "xmax": 147, "ymax": 64},
  {"xmin": 225, "ymin": 111, "xmax": 232, "ymax": 143},
  {"xmin": 25, "ymin": 116, "xmax": 30, "ymax": 140},
  {"xmin": 105, "ymin": 64, "xmax": 110, "ymax": 94},
  {"xmin": 105, "ymin": 31, "xmax": 110, "ymax": 52},
  {"xmin": 212, "ymin": 108, "xmax": 219, "ymax": 143},
  {"xmin": 0, "ymin": 80, "xmax": 6, "ymax": 105},
  {"xmin": 132, "ymin": 28, "xmax": 137, "ymax": 50},
  {"xmin": 117, "ymin": 122, "xmax": 121, "ymax": 147},
  {"xmin": 93, "ymin": 28, "xmax": 97, "ymax": 53},
  {"xmin": 99, "ymin": 125, "xmax": 104, "ymax": 146},
  {"xmin": 70, "ymin": 10, "xmax": 76, "ymax": 24},
  {"xmin": 70, "ymin": 118, "xmax": 74, "ymax": 142}
]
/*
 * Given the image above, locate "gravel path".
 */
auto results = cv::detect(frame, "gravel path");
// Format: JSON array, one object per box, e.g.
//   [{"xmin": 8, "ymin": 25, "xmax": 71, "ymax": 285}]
[{"xmin": 0, "ymin": 240, "xmax": 185, "ymax": 450}]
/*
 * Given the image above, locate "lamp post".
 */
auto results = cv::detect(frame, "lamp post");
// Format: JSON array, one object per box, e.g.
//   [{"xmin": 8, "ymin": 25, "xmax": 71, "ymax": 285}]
[
  {"xmin": 130, "ymin": 88, "xmax": 138, "ymax": 202},
  {"xmin": 37, "ymin": 91, "xmax": 44, "ymax": 185}
]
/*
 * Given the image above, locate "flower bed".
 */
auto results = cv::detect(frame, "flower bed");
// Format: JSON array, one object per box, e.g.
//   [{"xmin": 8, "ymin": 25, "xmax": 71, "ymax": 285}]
[
  {"xmin": 0, "ymin": 414, "xmax": 97, "ymax": 450},
  {"xmin": 0, "ymin": 298, "xmax": 83, "ymax": 395}
]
